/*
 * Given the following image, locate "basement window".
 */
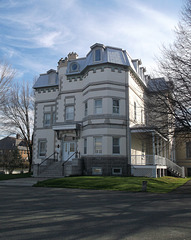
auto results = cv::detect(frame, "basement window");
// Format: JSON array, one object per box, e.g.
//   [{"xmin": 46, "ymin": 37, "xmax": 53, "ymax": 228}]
[{"xmin": 112, "ymin": 168, "xmax": 122, "ymax": 175}]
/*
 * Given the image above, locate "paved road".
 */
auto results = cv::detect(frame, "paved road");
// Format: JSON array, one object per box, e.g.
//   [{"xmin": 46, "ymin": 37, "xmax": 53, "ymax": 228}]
[{"xmin": 0, "ymin": 180, "xmax": 191, "ymax": 240}]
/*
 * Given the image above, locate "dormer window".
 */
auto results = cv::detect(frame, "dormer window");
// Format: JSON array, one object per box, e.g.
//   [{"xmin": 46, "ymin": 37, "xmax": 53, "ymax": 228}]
[
  {"xmin": 70, "ymin": 62, "xmax": 79, "ymax": 72},
  {"xmin": 94, "ymin": 49, "xmax": 102, "ymax": 62}
]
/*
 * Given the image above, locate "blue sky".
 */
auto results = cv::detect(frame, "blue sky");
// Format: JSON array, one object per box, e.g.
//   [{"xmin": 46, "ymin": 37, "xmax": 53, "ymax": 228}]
[{"xmin": 0, "ymin": 0, "xmax": 184, "ymax": 84}]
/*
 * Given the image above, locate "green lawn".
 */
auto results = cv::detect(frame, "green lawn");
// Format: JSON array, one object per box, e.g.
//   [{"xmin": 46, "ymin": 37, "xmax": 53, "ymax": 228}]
[
  {"xmin": 34, "ymin": 176, "xmax": 190, "ymax": 193},
  {"xmin": 0, "ymin": 172, "xmax": 31, "ymax": 180}
]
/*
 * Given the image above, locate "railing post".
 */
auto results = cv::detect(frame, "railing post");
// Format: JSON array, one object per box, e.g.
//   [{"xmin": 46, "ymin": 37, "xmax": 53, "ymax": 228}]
[
  {"xmin": 182, "ymin": 166, "xmax": 185, "ymax": 178},
  {"xmin": 152, "ymin": 132, "xmax": 155, "ymax": 165},
  {"xmin": 37, "ymin": 163, "xmax": 40, "ymax": 176}
]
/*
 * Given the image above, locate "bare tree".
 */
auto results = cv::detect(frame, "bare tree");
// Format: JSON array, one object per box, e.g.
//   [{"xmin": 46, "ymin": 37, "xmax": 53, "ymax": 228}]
[
  {"xmin": 147, "ymin": 0, "xmax": 191, "ymax": 138},
  {"xmin": 0, "ymin": 82, "xmax": 34, "ymax": 172},
  {"xmin": 0, "ymin": 60, "xmax": 15, "ymax": 105}
]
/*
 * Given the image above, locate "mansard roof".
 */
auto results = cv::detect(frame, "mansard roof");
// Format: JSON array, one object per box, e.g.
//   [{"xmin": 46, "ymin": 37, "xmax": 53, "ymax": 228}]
[
  {"xmin": 33, "ymin": 69, "xmax": 58, "ymax": 89},
  {"xmin": 66, "ymin": 43, "xmax": 136, "ymax": 76},
  {"xmin": 33, "ymin": 43, "xmax": 150, "ymax": 89},
  {"xmin": 147, "ymin": 77, "xmax": 170, "ymax": 92}
]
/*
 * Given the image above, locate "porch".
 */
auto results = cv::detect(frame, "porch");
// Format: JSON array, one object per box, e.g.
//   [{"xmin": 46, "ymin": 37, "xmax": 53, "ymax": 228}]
[
  {"xmin": 130, "ymin": 127, "xmax": 185, "ymax": 178},
  {"xmin": 131, "ymin": 154, "xmax": 185, "ymax": 178}
]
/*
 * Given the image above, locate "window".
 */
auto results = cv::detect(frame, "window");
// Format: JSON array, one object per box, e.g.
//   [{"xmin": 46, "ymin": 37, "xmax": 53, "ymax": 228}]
[
  {"xmin": 38, "ymin": 140, "xmax": 46, "ymax": 157},
  {"xmin": 84, "ymin": 138, "xmax": 87, "ymax": 154},
  {"xmin": 85, "ymin": 101, "xmax": 88, "ymax": 117},
  {"xmin": 70, "ymin": 62, "xmax": 79, "ymax": 72},
  {"xmin": 112, "ymin": 168, "xmax": 122, "ymax": 175},
  {"xmin": 44, "ymin": 113, "xmax": 51, "ymax": 126},
  {"xmin": 113, "ymin": 137, "xmax": 120, "ymax": 154},
  {"xmin": 94, "ymin": 49, "xmax": 101, "ymax": 62},
  {"xmin": 113, "ymin": 99, "xmax": 119, "ymax": 114},
  {"xmin": 44, "ymin": 105, "xmax": 56, "ymax": 127},
  {"xmin": 95, "ymin": 99, "xmax": 102, "ymax": 114},
  {"xmin": 94, "ymin": 137, "xmax": 102, "ymax": 154},
  {"xmin": 70, "ymin": 142, "xmax": 75, "ymax": 152},
  {"xmin": 66, "ymin": 106, "xmax": 74, "ymax": 120},
  {"xmin": 134, "ymin": 102, "xmax": 137, "ymax": 121},
  {"xmin": 186, "ymin": 142, "xmax": 191, "ymax": 158}
]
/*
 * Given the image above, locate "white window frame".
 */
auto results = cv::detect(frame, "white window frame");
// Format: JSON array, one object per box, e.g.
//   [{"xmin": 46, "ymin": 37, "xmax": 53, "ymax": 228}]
[
  {"xmin": 112, "ymin": 137, "xmax": 120, "ymax": 154},
  {"xmin": 113, "ymin": 99, "xmax": 120, "ymax": 114},
  {"xmin": 38, "ymin": 140, "xmax": 46, "ymax": 158},
  {"xmin": 94, "ymin": 137, "xmax": 102, "ymax": 154},
  {"xmin": 66, "ymin": 106, "xmax": 74, "ymax": 120},
  {"xmin": 70, "ymin": 62, "xmax": 79, "ymax": 72},
  {"xmin": 95, "ymin": 99, "xmax": 102, "ymax": 114},
  {"xmin": 44, "ymin": 113, "xmax": 51, "ymax": 127},
  {"xmin": 94, "ymin": 49, "xmax": 102, "ymax": 62}
]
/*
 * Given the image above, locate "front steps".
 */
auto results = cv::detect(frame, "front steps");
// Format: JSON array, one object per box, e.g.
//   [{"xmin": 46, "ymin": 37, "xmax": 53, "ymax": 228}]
[
  {"xmin": 34, "ymin": 158, "xmax": 83, "ymax": 178},
  {"xmin": 63, "ymin": 158, "xmax": 83, "ymax": 176},
  {"xmin": 37, "ymin": 161, "xmax": 63, "ymax": 178},
  {"xmin": 167, "ymin": 167, "xmax": 182, "ymax": 177}
]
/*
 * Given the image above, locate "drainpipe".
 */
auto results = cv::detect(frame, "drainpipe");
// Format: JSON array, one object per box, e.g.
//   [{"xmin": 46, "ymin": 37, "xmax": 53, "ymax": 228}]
[{"xmin": 125, "ymin": 68, "xmax": 131, "ymax": 175}]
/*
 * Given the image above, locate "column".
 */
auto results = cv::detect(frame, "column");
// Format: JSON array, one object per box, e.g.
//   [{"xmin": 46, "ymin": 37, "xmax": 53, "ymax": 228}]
[{"xmin": 152, "ymin": 132, "xmax": 155, "ymax": 165}]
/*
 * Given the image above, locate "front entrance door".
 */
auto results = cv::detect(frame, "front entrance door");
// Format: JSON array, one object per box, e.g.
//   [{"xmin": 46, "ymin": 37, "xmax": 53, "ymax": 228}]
[{"xmin": 62, "ymin": 142, "xmax": 76, "ymax": 161}]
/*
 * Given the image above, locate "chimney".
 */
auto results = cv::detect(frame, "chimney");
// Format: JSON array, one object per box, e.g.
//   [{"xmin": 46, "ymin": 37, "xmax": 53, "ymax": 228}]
[
  {"xmin": 16, "ymin": 134, "xmax": 21, "ymax": 139},
  {"xmin": 57, "ymin": 57, "xmax": 68, "ymax": 69},
  {"xmin": 68, "ymin": 52, "xmax": 78, "ymax": 61},
  {"xmin": 16, "ymin": 134, "xmax": 22, "ymax": 146}
]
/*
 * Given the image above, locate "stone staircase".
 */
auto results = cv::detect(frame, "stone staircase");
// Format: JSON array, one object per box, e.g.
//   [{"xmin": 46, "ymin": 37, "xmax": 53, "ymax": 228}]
[
  {"xmin": 35, "ymin": 158, "xmax": 83, "ymax": 178},
  {"xmin": 38, "ymin": 161, "xmax": 64, "ymax": 178},
  {"xmin": 63, "ymin": 158, "xmax": 83, "ymax": 177}
]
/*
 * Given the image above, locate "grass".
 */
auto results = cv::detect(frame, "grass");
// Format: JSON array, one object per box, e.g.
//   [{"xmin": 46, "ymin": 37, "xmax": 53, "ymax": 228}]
[
  {"xmin": 34, "ymin": 176, "xmax": 190, "ymax": 193},
  {"xmin": 0, "ymin": 172, "xmax": 32, "ymax": 180}
]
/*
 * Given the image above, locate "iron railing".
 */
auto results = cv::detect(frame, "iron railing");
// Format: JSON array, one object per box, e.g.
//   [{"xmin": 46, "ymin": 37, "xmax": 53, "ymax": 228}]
[
  {"xmin": 62, "ymin": 151, "xmax": 79, "ymax": 167},
  {"xmin": 38, "ymin": 152, "xmax": 56, "ymax": 175}
]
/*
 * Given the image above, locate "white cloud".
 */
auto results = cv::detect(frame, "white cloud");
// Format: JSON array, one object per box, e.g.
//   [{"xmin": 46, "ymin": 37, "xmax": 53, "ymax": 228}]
[
  {"xmin": 34, "ymin": 31, "xmax": 62, "ymax": 48},
  {"xmin": 0, "ymin": 0, "xmax": 182, "ymax": 80}
]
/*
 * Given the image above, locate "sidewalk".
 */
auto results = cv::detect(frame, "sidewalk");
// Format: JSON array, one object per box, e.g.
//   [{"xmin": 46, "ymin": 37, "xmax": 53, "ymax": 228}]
[
  {"xmin": 172, "ymin": 179, "xmax": 191, "ymax": 194},
  {"xmin": 0, "ymin": 177, "xmax": 49, "ymax": 187}
]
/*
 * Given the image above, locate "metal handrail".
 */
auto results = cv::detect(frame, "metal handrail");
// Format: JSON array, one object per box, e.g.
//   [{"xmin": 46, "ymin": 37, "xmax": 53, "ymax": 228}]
[
  {"xmin": 62, "ymin": 151, "xmax": 78, "ymax": 166},
  {"xmin": 39, "ymin": 152, "xmax": 56, "ymax": 167}
]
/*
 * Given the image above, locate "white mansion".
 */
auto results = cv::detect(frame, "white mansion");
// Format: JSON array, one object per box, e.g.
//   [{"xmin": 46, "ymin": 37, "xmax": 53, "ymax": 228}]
[{"xmin": 32, "ymin": 43, "xmax": 185, "ymax": 178}]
